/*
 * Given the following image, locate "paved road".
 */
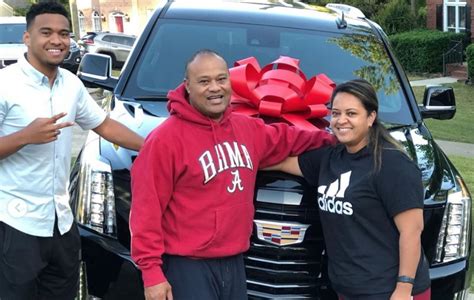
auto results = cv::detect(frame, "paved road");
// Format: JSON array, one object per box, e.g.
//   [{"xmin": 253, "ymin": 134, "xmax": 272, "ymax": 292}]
[
  {"xmin": 437, "ymin": 140, "xmax": 474, "ymax": 158},
  {"xmin": 410, "ymin": 76, "xmax": 459, "ymax": 87}
]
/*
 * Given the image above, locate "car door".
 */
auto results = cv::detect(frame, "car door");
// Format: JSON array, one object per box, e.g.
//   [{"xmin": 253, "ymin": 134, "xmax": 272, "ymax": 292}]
[{"xmin": 110, "ymin": 36, "xmax": 130, "ymax": 63}]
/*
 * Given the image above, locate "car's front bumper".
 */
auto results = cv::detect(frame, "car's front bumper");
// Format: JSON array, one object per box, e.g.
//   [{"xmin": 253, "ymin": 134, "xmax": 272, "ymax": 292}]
[
  {"xmin": 79, "ymin": 226, "xmax": 144, "ymax": 299},
  {"xmin": 430, "ymin": 259, "xmax": 472, "ymax": 300},
  {"xmin": 79, "ymin": 225, "xmax": 472, "ymax": 300}
]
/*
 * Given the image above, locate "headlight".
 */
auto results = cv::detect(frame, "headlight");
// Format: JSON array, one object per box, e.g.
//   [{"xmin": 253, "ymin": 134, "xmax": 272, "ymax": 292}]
[
  {"xmin": 74, "ymin": 135, "xmax": 117, "ymax": 238},
  {"xmin": 434, "ymin": 175, "xmax": 471, "ymax": 263}
]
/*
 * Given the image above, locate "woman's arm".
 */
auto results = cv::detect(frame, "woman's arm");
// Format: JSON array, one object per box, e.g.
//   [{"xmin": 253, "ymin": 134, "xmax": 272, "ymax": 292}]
[
  {"xmin": 390, "ymin": 208, "xmax": 424, "ymax": 300},
  {"xmin": 261, "ymin": 156, "xmax": 303, "ymax": 177}
]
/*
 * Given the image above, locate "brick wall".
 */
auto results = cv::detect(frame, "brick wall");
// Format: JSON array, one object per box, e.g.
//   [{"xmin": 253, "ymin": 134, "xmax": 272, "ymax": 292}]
[
  {"xmin": 77, "ymin": 0, "xmax": 160, "ymax": 36},
  {"xmin": 427, "ymin": 0, "xmax": 443, "ymax": 29}
]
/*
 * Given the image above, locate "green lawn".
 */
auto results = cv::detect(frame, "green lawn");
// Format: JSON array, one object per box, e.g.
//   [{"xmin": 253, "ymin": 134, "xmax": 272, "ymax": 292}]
[
  {"xmin": 449, "ymin": 156, "xmax": 474, "ymax": 195},
  {"xmin": 443, "ymin": 156, "xmax": 474, "ymax": 291},
  {"xmin": 447, "ymin": 155, "xmax": 474, "ymax": 292},
  {"xmin": 112, "ymin": 69, "xmax": 121, "ymax": 77},
  {"xmin": 411, "ymin": 82, "xmax": 474, "ymax": 144},
  {"xmin": 411, "ymin": 80, "xmax": 474, "ymax": 290}
]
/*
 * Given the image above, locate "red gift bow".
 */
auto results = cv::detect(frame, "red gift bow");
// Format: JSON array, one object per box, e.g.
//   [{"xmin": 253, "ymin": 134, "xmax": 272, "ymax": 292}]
[{"xmin": 230, "ymin": 56, "xmax": 335, "ymax": 130}]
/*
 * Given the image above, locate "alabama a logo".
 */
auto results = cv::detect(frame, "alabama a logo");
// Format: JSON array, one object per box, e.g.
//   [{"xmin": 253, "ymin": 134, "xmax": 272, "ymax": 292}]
[
  {"xmin": 227, "ymin": 170, "xmax": 243, "ymax": 192},
  {"xmin": 198, "ymin": 141, "xmax": 253, "ymax": 193}
]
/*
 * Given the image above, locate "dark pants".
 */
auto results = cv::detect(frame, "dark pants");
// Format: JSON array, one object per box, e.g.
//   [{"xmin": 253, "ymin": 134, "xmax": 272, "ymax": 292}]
[
  {"xmin": 163, "ymin": 254, "xmax": 248, "ymax": 300},
  {"xmin": 0, "ymin": 221, "xmax": 81, "ymax": 300}
]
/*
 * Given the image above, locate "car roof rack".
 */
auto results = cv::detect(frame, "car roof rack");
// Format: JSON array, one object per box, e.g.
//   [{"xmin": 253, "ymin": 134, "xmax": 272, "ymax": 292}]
[{"xmin": 325, "ymin": 3, "xmax": 366, "ymax": 19}]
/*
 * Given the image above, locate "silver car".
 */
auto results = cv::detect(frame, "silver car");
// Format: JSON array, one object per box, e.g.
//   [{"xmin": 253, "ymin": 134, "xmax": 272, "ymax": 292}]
[
  {"xmin": 0, "ymin": 16, "xmax": 82, "ymax": 73},
  {"xmin": 79, "ymin": 32, "xmax": 136, "ymax": 68},
  {"xmin": 0, "ymin": 16, "xmax": 27, "ymax": 69}
]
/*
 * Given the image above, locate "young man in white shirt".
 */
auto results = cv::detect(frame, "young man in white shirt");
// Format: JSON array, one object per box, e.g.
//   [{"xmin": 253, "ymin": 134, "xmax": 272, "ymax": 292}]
[{"xmin": 0, "ymin": 2, "xmax": 143, "ymax": 299}]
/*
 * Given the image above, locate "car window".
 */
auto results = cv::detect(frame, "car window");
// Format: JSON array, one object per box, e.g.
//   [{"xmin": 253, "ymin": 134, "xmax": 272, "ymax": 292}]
[
  {"xmin": 102, "ymin": 35, "xmax": 113, "ymax": 42},
  {"xmin": 124, "ymin": 37, "xmax": 135, "ymax": 46},
  {"xmin": 0, "ymin": 24, "xmax": 25, "ymax": 43},
  {"xmin": 110, "ymin": 36, "xmax": 122, "ymax": 44},
  {"xmin": 124, "ymin": 19, "xmax": 413, "ymax": 125},
  {"xmin": 81, "ymin": 33, "xmax": 96, "ymax": 40}
]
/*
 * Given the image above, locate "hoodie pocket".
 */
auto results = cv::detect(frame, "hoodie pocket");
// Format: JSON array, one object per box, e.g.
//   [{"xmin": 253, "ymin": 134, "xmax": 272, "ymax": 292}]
[{"xmin": 195, "ymin": 201, "xmax": 254, "ymax": 254}]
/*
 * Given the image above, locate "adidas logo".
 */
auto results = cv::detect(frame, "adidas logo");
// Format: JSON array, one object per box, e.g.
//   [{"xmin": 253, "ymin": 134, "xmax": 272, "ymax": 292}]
[{"xmin": 317, "ymin": 171, "xmax": 353, "ymax": 216}]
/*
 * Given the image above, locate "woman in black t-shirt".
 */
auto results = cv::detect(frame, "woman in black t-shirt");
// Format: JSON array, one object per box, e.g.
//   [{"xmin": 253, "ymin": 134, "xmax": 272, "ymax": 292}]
[{"xmin": 268, "ymin": 79, "xmax": 431, "ymax": 300}]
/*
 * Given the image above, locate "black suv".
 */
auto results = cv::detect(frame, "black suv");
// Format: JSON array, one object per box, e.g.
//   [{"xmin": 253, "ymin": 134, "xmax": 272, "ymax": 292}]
[{"xmin": 71, "ymin": 1, "xmax": 472, "ymax": 299}]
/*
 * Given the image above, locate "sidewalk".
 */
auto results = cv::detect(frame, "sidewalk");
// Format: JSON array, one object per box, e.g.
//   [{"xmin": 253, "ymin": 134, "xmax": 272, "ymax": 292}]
[
  {"xmin": 436, "ymin": 140, "xmax": 474, "ymax": 158},
  {"xmin": 410, "ymin": 76, "xmax": 459, "ymax": 87}
]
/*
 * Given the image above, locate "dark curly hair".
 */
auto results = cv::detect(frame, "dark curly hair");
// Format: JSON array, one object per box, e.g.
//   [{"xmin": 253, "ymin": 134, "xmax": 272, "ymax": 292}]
[{"xmin": 26, "ymin": 2, "xmax": 70, "ymax": 30}]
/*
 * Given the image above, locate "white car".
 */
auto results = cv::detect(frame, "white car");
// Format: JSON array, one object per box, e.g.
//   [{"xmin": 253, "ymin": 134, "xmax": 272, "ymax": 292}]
[
  {"xmin": 0, "ymin": 16, "xmax": 82, "ymax": 72},
  {"xmin": 0, "ymin": 16, "xmax": 26, "ymax": 69}
]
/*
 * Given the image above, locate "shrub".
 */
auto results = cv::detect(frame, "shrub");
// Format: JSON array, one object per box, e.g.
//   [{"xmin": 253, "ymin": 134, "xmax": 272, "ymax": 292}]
[
  {"xmin": 373, "ymin": 0, "xmax": 417, "ymax": 35},
  {"xmin": 416, "ymin": 6, "xmax": 427, "ymax": 29},
  {"xmin": 305, "ymin": 0, "xmax": 382, "ymax": 18},
  {"xmin": 466, "ymin": 44, "xmax": 474, "ymax": 82},
  {"xmin": 389, "ymin": 29, "xmax": 465, "ymax": 73}
]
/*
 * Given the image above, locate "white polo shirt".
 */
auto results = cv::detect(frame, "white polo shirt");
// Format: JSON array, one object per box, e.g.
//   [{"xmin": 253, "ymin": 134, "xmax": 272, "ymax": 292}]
[{"xmin": 0, "ymin": 55, "xmax": 106, "ymax": 237}]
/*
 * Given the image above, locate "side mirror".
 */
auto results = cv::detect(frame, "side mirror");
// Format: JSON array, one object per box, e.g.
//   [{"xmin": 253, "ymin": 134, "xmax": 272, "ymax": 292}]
[
  {"xmin": 419, "ymin": 85, "xmax": 456, "ymax": 120},
  {"xmin": 77, "ymin": 53, "xmax": 118, "ymax": 91}
]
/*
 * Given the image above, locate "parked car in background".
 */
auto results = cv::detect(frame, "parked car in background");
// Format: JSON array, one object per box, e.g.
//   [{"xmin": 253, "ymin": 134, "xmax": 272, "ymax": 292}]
[
  {"xmin": 78, "ymin": 32, "xmax": 97, "ymax": 56},
  {"xmin": 0, "ymin": 16, "xmax": 26, "ymax": 69},
  {"xmin": 78, "ymin": 31, "xmax": 136, "ymax": 68},
  {"xmin": 0, "ymin": 16, "xmax": 81, "ymax": 73},
  {"xmin": 72, "ymin": 1, "xmax": 472, "ymax": 299},
  {"xmin": 62, "ymin": 38, "xmax": 82, "ymax": 73}
]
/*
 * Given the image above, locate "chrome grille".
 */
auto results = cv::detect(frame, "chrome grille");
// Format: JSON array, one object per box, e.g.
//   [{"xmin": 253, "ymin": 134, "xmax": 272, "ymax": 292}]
[{"xmin": 245, "ymin": 172, "xmax": 335, "ymax": 299}]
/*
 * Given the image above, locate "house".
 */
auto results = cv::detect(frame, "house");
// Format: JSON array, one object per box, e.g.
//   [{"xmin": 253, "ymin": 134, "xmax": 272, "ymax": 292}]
[
  {"xmin": 1, "ymin": 0, "xmax": 28, "ymax": 16},
  {"xmin": 0, "ymin": 2, "xmax": 14, "ymax": 17},
  {"xmin": 75, "ymin": 0, "xmax": 159, "ymax": 37},
  {"xmin": 427, "ymin": 0, "xmax": 472, "ymax": 37}
]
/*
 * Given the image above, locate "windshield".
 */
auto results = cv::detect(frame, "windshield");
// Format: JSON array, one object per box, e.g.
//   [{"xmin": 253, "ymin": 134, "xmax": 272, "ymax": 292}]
[
  {"xmin": 0, "ymin": 24, "xmax": 25, "ymax": 44},
  {"xmin": 124, "ymin": 19, "xmax": 413, "ymax": 125}
]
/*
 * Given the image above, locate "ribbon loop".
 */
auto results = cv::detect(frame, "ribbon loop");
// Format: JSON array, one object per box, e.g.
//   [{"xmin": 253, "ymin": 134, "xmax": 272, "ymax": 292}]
[{"xmin": 230, "ymin": 56, "xmax": 334, "ymax": 130}]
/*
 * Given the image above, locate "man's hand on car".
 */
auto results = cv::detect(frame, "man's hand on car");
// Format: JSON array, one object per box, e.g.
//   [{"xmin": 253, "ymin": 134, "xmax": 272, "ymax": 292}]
[{"xmin": 145, "ymin": 281, "xmax": 173, "ymax": 300}]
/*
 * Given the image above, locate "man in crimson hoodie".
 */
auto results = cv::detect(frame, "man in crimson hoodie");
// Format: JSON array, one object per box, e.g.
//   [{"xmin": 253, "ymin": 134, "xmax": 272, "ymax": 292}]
[{"xmin": 130, "ymin": 49, "xmax": 335, "ymax": 300}]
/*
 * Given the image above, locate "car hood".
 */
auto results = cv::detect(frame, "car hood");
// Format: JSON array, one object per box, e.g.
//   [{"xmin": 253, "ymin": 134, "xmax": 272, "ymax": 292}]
[
  {"xmin": 99, "ymin": 99, "xmax": 166, "ymax": 170},
  {"xmin": 102, "ymin": 100, "xmax": 455, "ymax": 204},
  {"xmin": 0, "ymin": 43, "xmax": 26, "ymax": 60}
]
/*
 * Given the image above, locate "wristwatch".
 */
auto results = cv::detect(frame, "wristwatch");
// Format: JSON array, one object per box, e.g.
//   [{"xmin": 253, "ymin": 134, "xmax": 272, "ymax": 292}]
[{"xmin": 397, "ymin": 275, "xmax": 415, "ymax": 284}]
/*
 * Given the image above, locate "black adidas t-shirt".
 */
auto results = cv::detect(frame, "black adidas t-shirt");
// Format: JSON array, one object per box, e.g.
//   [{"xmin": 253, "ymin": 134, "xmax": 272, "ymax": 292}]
[{"xmin": 299, "ymin": 144, "xmax": 430, "ymax": 297}]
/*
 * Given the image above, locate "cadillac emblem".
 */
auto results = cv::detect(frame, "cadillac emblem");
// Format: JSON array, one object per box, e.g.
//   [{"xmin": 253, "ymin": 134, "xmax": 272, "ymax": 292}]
[{"xmin": 254, "ymin": 220, "xmax": 310, "ymax": 246}]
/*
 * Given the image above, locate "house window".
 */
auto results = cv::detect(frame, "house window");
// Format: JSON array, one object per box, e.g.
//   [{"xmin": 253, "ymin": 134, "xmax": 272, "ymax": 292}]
[
  {"xmin": 444, "ymin": 0, "xmax": 467, "ymax": 32},
  {"xmin": 92, "ymin": 11, "xmax": 102, "ymax": 32},
  {"xmin": 78, "ymin": 11, "xmax": 85, "ymax": 35}
]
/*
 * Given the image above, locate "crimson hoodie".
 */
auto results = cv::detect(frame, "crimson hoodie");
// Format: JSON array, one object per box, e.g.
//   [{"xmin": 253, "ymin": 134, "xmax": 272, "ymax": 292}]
[{"xmin": 130, "ymin": 84, "xmax": 335, "ymax": 287}]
